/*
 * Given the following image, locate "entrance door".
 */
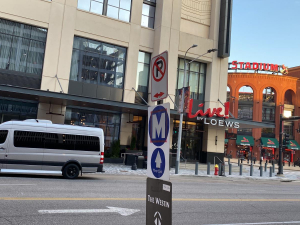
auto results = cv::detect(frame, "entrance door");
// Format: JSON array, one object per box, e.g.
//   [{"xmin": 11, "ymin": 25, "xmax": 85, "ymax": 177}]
[{"xmin": 182, "ymin": 137, "xmax": 201, "ymax": 162}]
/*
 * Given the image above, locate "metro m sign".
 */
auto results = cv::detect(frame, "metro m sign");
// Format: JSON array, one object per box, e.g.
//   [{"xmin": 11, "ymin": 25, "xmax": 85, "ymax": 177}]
[{"xmin": 147, "ymin": 103, "xmax": 170, "ymax": 181}]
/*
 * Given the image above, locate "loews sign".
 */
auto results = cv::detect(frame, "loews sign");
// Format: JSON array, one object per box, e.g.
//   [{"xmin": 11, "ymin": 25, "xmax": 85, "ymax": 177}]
[
  {"xmin": 187, "ymin": 99, "xmax": 239, "ymax": 128},
  {"xmin": 228, "ymin": 61, "xmax": 288, "ymax": 75}
]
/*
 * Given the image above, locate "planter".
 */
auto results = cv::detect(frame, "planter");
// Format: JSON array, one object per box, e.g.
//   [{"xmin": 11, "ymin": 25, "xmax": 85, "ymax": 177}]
[{"xmin": 104, "ymin": 158, "xmax": 123, "ymax": 164}]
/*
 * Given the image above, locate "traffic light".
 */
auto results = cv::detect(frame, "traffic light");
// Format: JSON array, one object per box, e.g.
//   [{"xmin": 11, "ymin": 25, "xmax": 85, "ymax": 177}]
[{"xmin": 283, "ymin": 133, "xmax": 290, "ymax": 146}]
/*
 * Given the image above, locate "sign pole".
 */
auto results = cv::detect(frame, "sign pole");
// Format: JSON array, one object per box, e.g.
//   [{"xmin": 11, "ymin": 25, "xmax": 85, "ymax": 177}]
[
  {"xmin": 277, "ymin": 114, "xmax": 283, "ymax": 175},
  {"xmin": 175, "ymin": 60, "xmax": 187, "ymax": 174}
]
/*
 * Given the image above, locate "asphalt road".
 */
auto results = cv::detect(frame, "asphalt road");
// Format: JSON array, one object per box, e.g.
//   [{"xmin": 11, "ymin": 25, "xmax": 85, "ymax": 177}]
[{"xmin": 0, "ymin": 173, "xmax": 299, "ymax": 225}]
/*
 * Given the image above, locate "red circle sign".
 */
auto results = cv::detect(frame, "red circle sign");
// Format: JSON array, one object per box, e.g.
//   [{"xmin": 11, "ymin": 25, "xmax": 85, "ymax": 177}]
[{"xmin": 152, "ymin": 56, "xmax": 166, "ymax": 82}]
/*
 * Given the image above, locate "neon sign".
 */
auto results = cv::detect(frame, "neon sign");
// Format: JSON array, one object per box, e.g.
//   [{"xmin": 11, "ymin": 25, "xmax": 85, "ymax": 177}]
[{"xmin": 187, "ymin": 99, "xmax": 239, "ymax": 128}]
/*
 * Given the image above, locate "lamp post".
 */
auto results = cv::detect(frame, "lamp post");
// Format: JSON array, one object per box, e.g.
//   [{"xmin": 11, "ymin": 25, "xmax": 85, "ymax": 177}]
[{"xmin": 175, "ymin": 46, "xmax": 218, "ymax": 174}]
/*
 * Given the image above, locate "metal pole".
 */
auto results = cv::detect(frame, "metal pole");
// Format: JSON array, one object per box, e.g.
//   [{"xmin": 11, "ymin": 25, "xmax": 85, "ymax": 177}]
[
  {"xmin": 229, "ymin": 164, "xmax": 232, "ymax": 175},
  {"xmin": 250, "ymin": 164, "xmax": 253, "ymax": 176},
  {"xmin": 175, "ymin": 52, "xmax": 188, "ymax": 174},
  {"xmin": 269, "ymin": 166, "xmax": 272, "ymax": 177},
  {"xmin": 260, "ymin": 166, "xmax": 263, "ymax": 176},
  {"xmin": 239, "ymin": 164, "xmax": 242, "ymax": 175},
  {"xmin": 195, "ymin": 162, "xmax": 199, "ymax": 175},
  {"xmin": 278, "ymin": 114, "xmax": 283, "ymax": 175},
  {"xmin": 207, "ymin": 162, "xmax": 210, "ymax": 175}
]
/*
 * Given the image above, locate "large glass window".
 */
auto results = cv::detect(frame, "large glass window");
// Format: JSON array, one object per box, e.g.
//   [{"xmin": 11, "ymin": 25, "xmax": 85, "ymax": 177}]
[
  {"xmin": 77, "ymin": 0, "xmax": 131, "ymax": 22},
  {"xmin": 136, "ymin": 51, "xmax": 150, "ymax": 93},
  {"xmin": 176, "ymin": 58, "xmax": 206, "ymax": 101},
  {"xmin": 70, "ymin": 36, "xmax": 126, "ymax": 88},
  {"xmin": 141, "ymin": 0, "xmax": 156, "ymax": 29},
  {"xmin": 262, "ymin": 87, "xmax": 276, "ymax": 122},
  {"xmin": 0, "ymin": 18, "xmax": 47, "ymax": 75},
  {"xmin": 65, "ymin": 108, "xmax": 120, "ymax": 150}
]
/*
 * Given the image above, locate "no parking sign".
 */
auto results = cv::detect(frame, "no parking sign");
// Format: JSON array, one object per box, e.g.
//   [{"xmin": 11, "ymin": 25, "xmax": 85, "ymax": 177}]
[{"xmin": 147, "ymin": 103, "xmax": 170, "ymax": 181}]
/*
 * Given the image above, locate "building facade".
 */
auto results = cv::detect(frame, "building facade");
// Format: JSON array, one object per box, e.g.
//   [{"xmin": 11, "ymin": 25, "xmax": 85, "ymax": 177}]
[
  {"xmin": 0, "ymin": 0, "xmax": 231, "ymax": 163},
  {"xmin": 227, "ymin": 63, "xmax": 300, "ymax": 163}
]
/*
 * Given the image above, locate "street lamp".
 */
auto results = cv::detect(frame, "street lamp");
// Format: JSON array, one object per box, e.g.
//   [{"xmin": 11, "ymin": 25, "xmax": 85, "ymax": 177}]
[{"xmin": 175, "ymin": 46, "xmax": 218, "ymax": 174}]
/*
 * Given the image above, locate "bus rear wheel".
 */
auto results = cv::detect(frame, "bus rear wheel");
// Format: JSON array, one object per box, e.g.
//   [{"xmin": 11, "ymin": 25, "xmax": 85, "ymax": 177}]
[{"xmin": 62, "ymin": 164, "xmax": 80, "ymax": 179}]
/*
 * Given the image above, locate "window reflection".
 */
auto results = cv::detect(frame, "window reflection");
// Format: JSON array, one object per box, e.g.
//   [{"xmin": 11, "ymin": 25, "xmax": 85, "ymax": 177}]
[
  {"xmin": 0, "ymin": 18, "xmax": 47, "ymax": 76},
  {"xmin": 70, "ymin": 36, "xmax": 126, "ymax": 89},
  {"xmin": 65, "ymin": 108, "xmax": 120, "ymax": 150},
  {"xmin": 176, "ymin": 58, "xmax": 206, "ymax": 101},
  {"xmin": 141, "ymin": 1, "xmax": 156, "ymax": 28},
  {"xmin": 78, "ymin": 0, "xmax": 131, "ymax": 22}
]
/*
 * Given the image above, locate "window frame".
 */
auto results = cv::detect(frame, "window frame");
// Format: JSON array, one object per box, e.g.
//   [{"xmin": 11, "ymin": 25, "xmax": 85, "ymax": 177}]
[
  {"xmin": 0, "ymin": 18, "xmax": 47, "ymax": 76},
  {"xmin": 142, "ymin": 0, "xmax": 156, "ymax": 29},
  {"xmin": 136, "ymin": 51, "xmax": 151, "ymax": 93},
  {"xmin": 77, "ymin": 0, "xmax": 132, "ymax": 22},
  {"xmin": 176, "ymin": 58, "xmax": 207, "ymax": 101}
]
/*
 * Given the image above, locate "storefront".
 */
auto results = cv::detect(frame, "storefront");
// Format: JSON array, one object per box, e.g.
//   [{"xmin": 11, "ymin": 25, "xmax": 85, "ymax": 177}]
[
  {"xmin": 260, "ymin": 137, "xmax": 279, "ymax": 160},
  {"xmin": 235, "ymin": 135, "xmax": 254, "ymax": 158},
  {"xmin": 284, "ymin": 140, "xmax": 300, "ymax": 162},
  {"xmin": 172, "ymin": 120, "xmax": 203, "ymax": 162}
]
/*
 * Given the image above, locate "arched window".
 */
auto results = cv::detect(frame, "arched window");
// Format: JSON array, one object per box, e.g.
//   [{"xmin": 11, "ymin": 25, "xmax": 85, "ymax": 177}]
[
  {"xmin": 263, "ymin": 87, "xmax": 275, "ymax": 103},
  {"xmin": 284, "ymin": 90, "xmax": 293, "ymax": 105},
  {"xmin": 226, "ymin": 86, "xmax": 231, "ymax": 102},
  {"xmin": 262, "ymin": 87, "xmax": 276, "ymax": 122},
  {"xmin": 238, "ymin": 86, "xmax": 253, "ymax": 120}
]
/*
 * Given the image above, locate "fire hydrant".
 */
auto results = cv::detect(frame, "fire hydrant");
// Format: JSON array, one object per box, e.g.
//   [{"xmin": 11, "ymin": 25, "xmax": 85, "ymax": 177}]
[{"xmin": 214, "ymin": 164, "xmax": 219, "ymax": 175}]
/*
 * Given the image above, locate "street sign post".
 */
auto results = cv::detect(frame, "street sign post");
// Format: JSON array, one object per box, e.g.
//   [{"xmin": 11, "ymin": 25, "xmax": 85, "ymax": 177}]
[
  {"xmin": 147, "ymin": 103, "xmax": 170, "ymax": 181},
  {"xmin": 146, "ymin": 177, "xmax": 172, "ymax": 225},
  {"xmin": 151, "ymin": 51, "xmax": 168, "ymax": 102}
]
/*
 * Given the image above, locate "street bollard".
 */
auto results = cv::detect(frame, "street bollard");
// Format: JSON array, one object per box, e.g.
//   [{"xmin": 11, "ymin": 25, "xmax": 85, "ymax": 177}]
[
  {"xmin": 207, "ymin": 162, "xmax": 210, "ymax": 175},
  {"xmin": 273, "ymin": 163, "xmax": 275, "ymax": 173},
  {"xmin": 289, "ymin": 162, "xmax": 290, "ymax": 167},
  {"xmin": 250, "ymin": 164, "xmax": 253, "ymax": 176},
  {"xmin": 228, "ymin": 158, "xmax": 230, "ymax": 165},
  {"xmin": 238, "ymin": 159, "xmax": 240, "ymax": 166},
  {"xmin": 254, "ymin": 159, "xmax": 256, "ymax": 164},
  {"xmin": 241, "ymin": 159, "xmax": 244, "ymax": 164},
  {"xmin": 265, "ymin": 163, "xmax": 267, "ymax": 172},
  {"xmin": 229, "ymin": 164, "xmax": 232, "ymax": 175},
  {"xmin": 260, "ymin": 166, "xmax": 263, "ymax": 177},
  {"xmin": 239, "ymin": 164, "xmax": 243, "ymax": 176},
  {"xmin": 195, "ymin": 162, "xmax": 198, "ymax": 175},
  {"xmin": 283, "ymin": 161, "xmax": 285, "ymax": 166},
  {"xmin": 294, "ymin": 163, "xmax": 296, "ymax": 167},
  {"xmin": 272, "ymin": 160, "xmax": 274, "ymax": 166},
  {"xmin": 247, "ymin": 158, "xmax": 249, "ymax": 164},
  {"xmin": 269, "ymin": 166, "xmax": 272, "ymax": 177},
  {"xmin": 219, "ymin": 163, "xmax": 222, "ymax": 176}
]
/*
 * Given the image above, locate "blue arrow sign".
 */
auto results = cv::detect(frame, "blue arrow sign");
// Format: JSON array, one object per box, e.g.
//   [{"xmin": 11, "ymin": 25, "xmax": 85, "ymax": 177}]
[
  {"xmin": 149, "ymin": 105, "xmax": 170, "ymax": 147},
  {"xmin": 151, "ymin": 148, "xmax": 165, "ymax": 178}
]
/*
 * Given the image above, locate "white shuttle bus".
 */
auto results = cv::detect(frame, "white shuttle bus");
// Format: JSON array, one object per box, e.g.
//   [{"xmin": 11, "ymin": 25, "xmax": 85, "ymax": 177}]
[{"xmin": 0, "ymin": 119, "xmax": 104, "ymax": 179}]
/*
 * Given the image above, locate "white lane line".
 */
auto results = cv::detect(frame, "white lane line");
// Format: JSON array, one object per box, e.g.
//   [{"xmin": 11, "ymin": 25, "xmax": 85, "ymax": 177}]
[
  {"xmin": 38, "ymin": 207, "xmax": 140, "ymax": 216},
  {"xmin": 205, "ymin": 221, "xmax": 300, "ymax": 225}
]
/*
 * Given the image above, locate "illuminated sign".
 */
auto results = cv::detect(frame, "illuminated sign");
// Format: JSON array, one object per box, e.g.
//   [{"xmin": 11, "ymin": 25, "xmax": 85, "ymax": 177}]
[
  {"xmin": 187, "ymin": 99, "xmax": 239, "ymax": 128},
  {"xmin": 228, "ymin": 61, "xmax": 288, "ymax": 75}
]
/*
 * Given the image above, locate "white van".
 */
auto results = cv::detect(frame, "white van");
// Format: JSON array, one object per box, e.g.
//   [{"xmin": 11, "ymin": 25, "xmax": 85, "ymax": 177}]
[{"xmin": 0, "ymin": 119, "xmax": 104, "ymax": 179}]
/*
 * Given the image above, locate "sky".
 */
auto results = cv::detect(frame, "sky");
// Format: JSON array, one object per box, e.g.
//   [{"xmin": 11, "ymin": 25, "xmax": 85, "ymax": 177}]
[{"xmin": 229, "ymin": 0, "xmax": 300, "ymax": 68}]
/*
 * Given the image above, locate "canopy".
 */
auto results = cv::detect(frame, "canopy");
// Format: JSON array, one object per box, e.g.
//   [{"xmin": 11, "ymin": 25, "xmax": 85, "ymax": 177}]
[
  {"xmin": 236, "ymin": 135, "xmax": 254, "ymax": 146},
  {"xmin": 261, "ymin": 137, "xmax": 279, "ymax": 148},
  {"xmin": 287, "ymin": 140, "xmax": 300, "ymax": 150}
]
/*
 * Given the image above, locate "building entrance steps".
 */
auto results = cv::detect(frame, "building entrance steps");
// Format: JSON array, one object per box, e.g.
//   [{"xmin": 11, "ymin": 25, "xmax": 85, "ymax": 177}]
[{"xmin": 224, "ymin": 158, "xmax": 300, "ymax": 171}]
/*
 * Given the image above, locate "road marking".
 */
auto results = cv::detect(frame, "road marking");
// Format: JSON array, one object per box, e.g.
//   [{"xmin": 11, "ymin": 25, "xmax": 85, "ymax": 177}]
[
  {"xmin": 1, "ymin": 197, "xmax": 300, "ymax": 202},
  {"xmin": 0, "ymin": 184, "xmax": 36, "ymax": 186},
  {"xmin": 38, "ymin": 207, "xmax": 140, "ymax": 216},
  {"xmin": 205, "ymin": 221, "xmax": 300, "ymax": 225}
]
